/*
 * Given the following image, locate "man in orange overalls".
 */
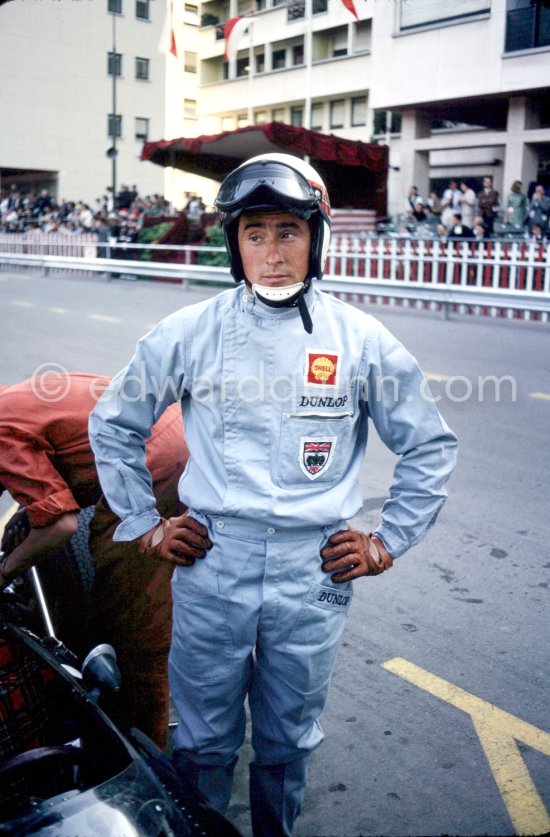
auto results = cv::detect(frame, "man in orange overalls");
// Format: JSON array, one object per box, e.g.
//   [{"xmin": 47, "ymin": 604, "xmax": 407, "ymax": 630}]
[{"xmin": 0, "ymin": 372, "xmax": 188, "ymax": 747}]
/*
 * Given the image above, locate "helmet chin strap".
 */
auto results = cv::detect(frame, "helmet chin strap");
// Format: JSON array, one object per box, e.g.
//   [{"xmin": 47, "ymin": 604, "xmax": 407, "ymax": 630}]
[
  {"xmin": 249, "ymin": 281, "xmax": 313, "ymax": 334},
  {"xmin": 251, "ymin": 281, "xmax": 304, "ymax": 303}
]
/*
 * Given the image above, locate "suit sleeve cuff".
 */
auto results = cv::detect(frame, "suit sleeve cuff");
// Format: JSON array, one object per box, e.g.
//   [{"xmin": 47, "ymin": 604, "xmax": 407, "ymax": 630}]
[{"xmin": 112, "ymin": 510, "xmax": 161, "ymax": 542}]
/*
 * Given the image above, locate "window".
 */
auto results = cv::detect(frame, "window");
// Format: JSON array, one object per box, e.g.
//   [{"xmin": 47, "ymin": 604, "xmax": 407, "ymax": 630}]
[
  {"xmin": 108, "ymin": 0, "xmax": 122, "ymax": 13},
  {"xmin": 236, "ymin": 57, "xmax": 249, "ymax": 77},
  {"xmin": 373, "ymin": 109, "xmax": 386, "ymax": 135},
  {"xmin": 354, "ymin": 20, "xmax": 371, "ymax": 53},
  {"xmin": 272, "ymin": 48, "xmax": 286, "ymax": 69},
  {"xmin": 184, "ymin": 52, "xmax": 197, "ymax": 73},
  {"xmin": 135, "ymin": 56, "xmax": 149, "ymax": 80},
  {"xmin": 108, "ymin": 51, "xmax": 122, "ymax": 76},
  {"xmin": 254, "ymin": 111, "xmax": 268, "ymax": 124},
  {"xmin": 330, "ymin": 99, "xmax": 345, "ymax": 129},
  {"xmin": 108, "ymin": 113, "xmax": 122, "ymax": 138},
  {"xmin": 331, "ymin": 31, "xmax": 347, "ymax": 58},
  {"xmin": 373, "ymin": 109, "xmax": 402, "ymax": 135},
  {"xmin": 351, "ymin": 96, "xmax": 366, "ymax": 127},
  {"xmin": 390, "ymin": 112, "xmax": 402, "ymax": 134},
  {"xmin": 505, "ymin": 0, "xmax": 550, "ymax": 52},
  {"xmin": 183, "ymin": 98, "xmax": 197, "ymax": 119},
  {"xmin": 292, "ymin": 43, "xmax": 304, "ymax": 65},
  {"xmin": 135, "ymin": 117, "xmax": 149, "ymax": 140},
  {"xmin": 311, "ymin": 102, "xmax": 323, "ymax": 130},
  {"xmin": 255, "ymin": 52, "xmax": 265, "ymax": 73},
  {"xmin": 288, "ymin": 1, "xmax": 305, "ymax": 21},
  {"xmin": 400, "ymin": 0, "xmax": 490, "ymax": 32},
  {"xmin": 272, "ymin": 108, "xmax": 285, "ymax": 122},
  {"xmin": 184, "ymin": 3, "xmax": 199, "ymax": 25},
  {"xmin": 136, "ymin": 0, "xmax": 149, "ymax": 20},
  {"xmin": 222, "ymin": 116, "xmax": 235, "ymax": 131},
  {"xmin": 237, "ymin": 113, "xmax": 248, "ymax": 127},
  {"xmin": 202, "ymin": 13, "xmax": 220, "ymax": 27},
  {"xmin": 291, "ymin": 106, "xmax": 303, "ymax": 127},
  {"xmin": 286, "ymin": 0, "xmax": 328, "ymax": 20}
]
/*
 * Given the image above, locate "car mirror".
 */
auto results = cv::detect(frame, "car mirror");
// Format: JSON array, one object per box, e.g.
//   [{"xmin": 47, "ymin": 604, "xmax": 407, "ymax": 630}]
[{"xmin": 82, "ymin": 643, "xmax": 121, "ymax": 699}]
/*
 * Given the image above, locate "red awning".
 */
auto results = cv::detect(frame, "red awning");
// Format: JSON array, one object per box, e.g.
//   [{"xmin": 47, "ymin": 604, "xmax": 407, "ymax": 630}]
[{"xmin": 141, "ymin": 122, "xmax": 388, "ymax": 215}]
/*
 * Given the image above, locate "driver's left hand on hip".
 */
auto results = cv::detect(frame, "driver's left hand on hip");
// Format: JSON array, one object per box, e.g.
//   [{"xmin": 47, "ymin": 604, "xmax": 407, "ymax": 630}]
[{"xmin": 320, "ymin": 528, "xmax": 393, "ymax": 583}]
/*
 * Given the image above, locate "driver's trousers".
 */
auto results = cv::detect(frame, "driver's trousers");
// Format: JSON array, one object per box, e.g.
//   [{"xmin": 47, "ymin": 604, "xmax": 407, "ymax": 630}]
[{"xmin": 169, "ymin": 513, "xmax": 353, "ymax": 837}]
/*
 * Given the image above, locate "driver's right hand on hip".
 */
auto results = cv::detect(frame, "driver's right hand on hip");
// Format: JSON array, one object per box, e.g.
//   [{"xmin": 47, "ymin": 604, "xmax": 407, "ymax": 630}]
[{"xmin": 138, "ymin": 512, "xmax": 212, "ymax": 566}]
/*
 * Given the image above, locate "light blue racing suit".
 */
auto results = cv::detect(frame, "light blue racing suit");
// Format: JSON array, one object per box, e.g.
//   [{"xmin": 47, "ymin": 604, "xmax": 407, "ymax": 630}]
[{"xmin": 89, "ymin": 283, "xmax": 457, "ymax": 836}]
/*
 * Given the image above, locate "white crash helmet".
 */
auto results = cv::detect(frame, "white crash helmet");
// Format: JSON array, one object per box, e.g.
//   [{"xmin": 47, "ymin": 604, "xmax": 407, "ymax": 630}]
[
  {"xmin": 215, "ymin": 152, "xmax": 331, "ymax": 282},
  {"xmin": 214, "ymin": 153, "xmax": 332, "ymax": 333}
]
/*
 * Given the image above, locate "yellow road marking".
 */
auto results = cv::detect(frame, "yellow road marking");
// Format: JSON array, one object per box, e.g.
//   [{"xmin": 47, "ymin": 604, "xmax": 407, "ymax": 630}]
[
  {"xmin": 49, "ymin": 307, "xmax": 68, "ymax": 314},
  {"xmin": 9, "ymin": 300, "xmax": 33, "ymax": 308},
  {"xmin": 87, "ymin": 313, "xmax": 122, "ymax": 323},
  {"xmin": 423, "ymin": 371, "xmax": 451, "ymax": 381},
  {"xmin": 383, "ymin": 657, "xmax": 550, "ymax": 836},
  {"xmin": 529, "ymin": 392, "xmax": 550, "ymax": 401}
]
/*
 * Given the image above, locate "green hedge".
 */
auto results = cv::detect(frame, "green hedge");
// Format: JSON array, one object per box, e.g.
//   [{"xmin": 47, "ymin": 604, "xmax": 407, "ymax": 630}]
[{"xmin": 196, "ymin": 225, "xmax": 230, "ymax": 268}]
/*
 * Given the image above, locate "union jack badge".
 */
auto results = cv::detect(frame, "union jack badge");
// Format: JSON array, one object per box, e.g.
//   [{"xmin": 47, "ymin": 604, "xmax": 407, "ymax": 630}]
[{"xmin": 300, "ymin": 437, "xmax": 336, "ymax": 480}]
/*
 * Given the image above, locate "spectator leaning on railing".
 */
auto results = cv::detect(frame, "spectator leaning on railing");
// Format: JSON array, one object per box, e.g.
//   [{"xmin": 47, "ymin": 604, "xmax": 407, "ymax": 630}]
[{"xmin": 527, "ymin": 184, "xmax": 550, "ymax": 236}]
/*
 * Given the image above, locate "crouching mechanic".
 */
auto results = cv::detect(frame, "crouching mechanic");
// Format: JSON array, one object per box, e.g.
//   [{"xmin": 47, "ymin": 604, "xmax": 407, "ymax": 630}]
[
  {"xmin": 89, "ymin": 154, "xmax": 458, "ymax": 836},
  {"xmin": 0, "ymin": 373, "xmax": 188, "ymax": 748}
]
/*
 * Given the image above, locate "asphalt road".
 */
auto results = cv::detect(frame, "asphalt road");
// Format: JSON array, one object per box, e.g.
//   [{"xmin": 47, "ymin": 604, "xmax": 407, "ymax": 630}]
[{"xmin": 1, "ymin": 269, "xmax": 549, "ymax": 837}]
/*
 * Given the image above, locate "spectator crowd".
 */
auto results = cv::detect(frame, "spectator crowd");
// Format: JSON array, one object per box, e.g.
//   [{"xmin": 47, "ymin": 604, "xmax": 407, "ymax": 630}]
[
  {"xmin": 3, "ymin": 179, "xmax": 549, "ymax": 246},
  {"xmin": 0, "ymin": 182, "xmax": 177, "ymax": 239},
  {"xmin": 402, "ymin": 178, "xmax": 550, "ymax": 243}
]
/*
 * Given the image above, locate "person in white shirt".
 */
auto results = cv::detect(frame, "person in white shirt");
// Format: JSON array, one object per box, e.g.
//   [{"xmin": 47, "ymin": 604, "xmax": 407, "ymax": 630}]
[
  {"xmin": 441, "ymin": 180, "xmax": 461, "ymax": 229},
  {"xmin": 458, "ymin": 181, "xmax": 477, "ymax": 229}
]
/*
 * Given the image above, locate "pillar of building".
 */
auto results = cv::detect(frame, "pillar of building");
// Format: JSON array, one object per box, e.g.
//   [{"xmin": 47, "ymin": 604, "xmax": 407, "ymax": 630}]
[
  {"xmin": 399, "ymin": 109, "xmax": 431, "ymax": 205},
  {"xmin": 265, "ymin": 41, "xmax": 272, "ymax": 73},
  {"xmin": 347, "ymin": 22, "xmax": 354, "ymax": 56},
  {"xmin": 503, "ymin": 96, "xmax": 539, "ymax": 195}
]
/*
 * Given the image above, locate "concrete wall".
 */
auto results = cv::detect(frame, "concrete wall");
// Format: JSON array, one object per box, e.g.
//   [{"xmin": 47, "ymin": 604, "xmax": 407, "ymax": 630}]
[{"xmin": 370, "ymin": 0, "xmax": 549, "ymax": 109}]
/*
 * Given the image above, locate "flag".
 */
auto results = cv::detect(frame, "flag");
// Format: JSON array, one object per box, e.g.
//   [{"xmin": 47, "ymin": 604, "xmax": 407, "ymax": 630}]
[
  {"xmin": 158, "ymin": 0, "xmax": 177, "ymax": 59},
  {"xmin": 224, "ymin": 16, "xmax": 252, "ymax": 62},
  {"xmin": 340, "ymin": 0, "xmax": 359, "ymax": 19}
]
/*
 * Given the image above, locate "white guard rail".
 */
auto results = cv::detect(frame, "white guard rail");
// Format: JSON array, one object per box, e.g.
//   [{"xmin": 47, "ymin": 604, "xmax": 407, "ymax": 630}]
[{"xmin": 1, "ymin": 235, "xmax": 549, "ymax": 321}]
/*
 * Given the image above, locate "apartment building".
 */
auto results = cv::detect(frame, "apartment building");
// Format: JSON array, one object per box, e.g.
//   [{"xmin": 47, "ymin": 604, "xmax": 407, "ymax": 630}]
[
  {"xmin": 1, "ymin": 0, "xmax": 548, "ymax": 216},
  {"xmin": 194, "ymin": 0, "xmax": 549, "ymax": 216},
  {"xmin": 371, "ymin": 0, "xmax": 550, "ymax": 216},
  {"xmin": 163, "ymin": 0, "xmax": 215, "ymax": 206},
  {"xmin": 0, "ymin": 0, "xmax": 167, "ymax": 204},
  {"xmin": 196, "ymin": 0, "xmax": 370, "ymax": 136}
]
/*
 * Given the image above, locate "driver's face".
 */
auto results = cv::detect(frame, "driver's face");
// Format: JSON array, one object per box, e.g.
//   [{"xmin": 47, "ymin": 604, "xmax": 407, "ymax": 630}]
[{"xmin": 237, "ymin": 211, "xmax": 311, "ymax": 288}]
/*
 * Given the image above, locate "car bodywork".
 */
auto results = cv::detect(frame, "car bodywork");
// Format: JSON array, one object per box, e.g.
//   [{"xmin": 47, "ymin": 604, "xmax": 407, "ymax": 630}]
[{"xmin": 0, "ymin": 607, "xmax": 241, "ymax": 836}]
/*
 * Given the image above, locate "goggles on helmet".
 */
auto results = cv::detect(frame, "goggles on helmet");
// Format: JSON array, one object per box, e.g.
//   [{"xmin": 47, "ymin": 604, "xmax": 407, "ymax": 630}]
[{"xmin": 215, "ymin": 160, "xmax": 325, "ymax": 220}]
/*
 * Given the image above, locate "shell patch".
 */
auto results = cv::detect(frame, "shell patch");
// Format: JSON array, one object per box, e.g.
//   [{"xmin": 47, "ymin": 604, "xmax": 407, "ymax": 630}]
[{"xmin": 306, "ymin": 351, "xmax": 340, "ymax": 387}]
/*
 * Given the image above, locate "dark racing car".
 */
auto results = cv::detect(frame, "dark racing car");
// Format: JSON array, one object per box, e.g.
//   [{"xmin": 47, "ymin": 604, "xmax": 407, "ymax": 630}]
[{"xmin": 0, "ymin": 581, "xmax": 241, "ymax": 837}]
